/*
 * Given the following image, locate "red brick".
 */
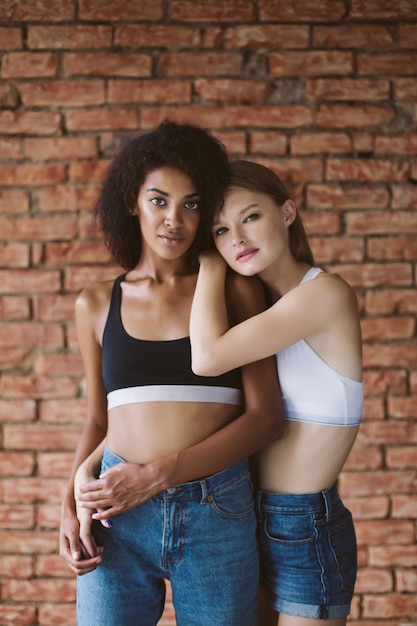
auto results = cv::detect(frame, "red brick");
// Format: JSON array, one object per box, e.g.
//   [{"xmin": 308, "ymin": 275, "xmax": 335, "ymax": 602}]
[
  {"xmin": 0, "ymin": 82, "xmax": 19, "ymax": 107},
  {"xmin": 347, "ymin": 211, "xmax": 417, "ymax": 235},
  {"xmin": 392, "ymin": 184, "xmax": 417, "ymax": 209},
  {"xmin": 363, "ymin": 592, "xmax": 417, "ymax": 619},
  {"xmin": 368, "ymin": 236, "xmax": 417, "ymax": 261},
  {"xmin": 37, "ymin": 503, "xmax": 61, "ymax": 529},
  {"xmin": 259, "ymin": 0, "xmax": 345, "ymax": 21},
  {"xmin": 36, "ymin": 185, "xmax": 99, "ymax": 213},
  {"xmin": 364, "ymin": 343, "xmax": 417, "ymax": 369},
  {"xmin": 64, "ymin": 266, "xmax": 120, "ymax": 292},
  {"xmin": 396, "ymin": 569, "xmax": 417, "ymax": 592},
  {"xmin": 386, "ymin": 446, "xmax": 417, "ymax": 469},
  {"xmin": 328, "ymin": 159, "xmax": 408, "ymax": 183},
  {"xmin": 291, "ymin": 132, "xmax": 351, "ymax": 154},
  {"xmin": 389, "ymin": 396, "xmax": 417, "ymax": 420},
  {"xmin": 2, "ymin": 2, "xmax": 72, "ymax": 22},
  {"xmin": 225, "ymin": 24, "xmax": 309, "ymax": 49},
  {"xmin": 2, "ymin": 578, "xmax": 75, "ymax": 602},
  {"xmin": 69, "ymin": 159, "xmax": 111, "ymax": 183},
  {"xmin": 369, "ymin": 545, "xmax": 417, "ymax": 568},
  {"xmin": 316, "ymin": 104, "xmax": 395, "ymax": 128},
  {"xmin": 159, "ymin": 52, "xmax": 242, "ymax": 77},
  {"xmin": 270, "ymin": 51, "xmax": 352, "ymax": 77},
  {"xmin": 27, "ymin": 24, "xmax": 112, "ymax": 49},
  {"xmin": 307, "ymin": 184, "xmax": 389, "ymax": 210},
  {"xmin": 79, "ymin": 0, "xmax": 163, "ymax": 20},
  {"xmin": 66, "ymin": 108, "xmax": 139, "ymax": 132},
  {"xmin": 37, "ymin": 453, "xmax": 75, "ymax": 477},
  {"xmin": 0, "ymin": 243, "xmax": 30, "ymax": 268},
  {"xmin": 171, "ymin": 0, "xmax": 255, "ymax": 21},
  {"xmin": 194, "ymin": 78, "xmax": 268, "ymax": 105},
  {"xmin": 391, "ymin": 495, "xmax": 417, "ymax": 519},
  {"xmin": 310, "ymin": 236, "xmax": 364, "ymax": 263},
  {"xmin": 361, "ymin": 316, "xmax": 415, "ymax": 341},
  {"xmin": 344, "ymin": 446, "xmax": 382, "ymax": 470},
  {"xmin": 350, "ymin": 0, "xmax": 417, "ymax": 19},
  {"xmin": 394, "ymin": 77, "xmax": 417, "ymax": 100},
  {"xmin": 36, "ymin": 553, "xmax": 73, "ymax": 577},
  {"xmin": 0, "ymin": 110, "xmax": 61, "ymax": 135},
  {"xmin": 313, "ymin": 24, "xmax": 393, "ymax": 49},
  {"xmin": 365, "ymin": 289, "xmax": 417, "ymax": 315},
  {"xmin": 1, "ymin": 52, "xmax": 58, "ymax": 78},
  {"xmin": 0, "ymin": 163, "xmax": 67, "ymax": 187},
  {"xmin": 0, "ymin": 27, "xmax": 22, "ymax": 49},
  {"xmin": 39, "ymin": 603, "xmax": 77, "ymax": 625},
  {"xmin": 355, "ymin": 567, "xmax": 393, "ymax": 593},
  {"xmin": 248, "ymin": 132, "xmax": 287, "ymax": 155},
  {"xmin": 35, "ymin": 353, "xmax": 83, "ymax": 377},
  {"xmin": 0, "ymin": 554, "xmax": 34, "ymax": 578},
  {"xmin": 339, "ymin": 470, "xmax": 417, "ymax": 497},
  {"xmin": 0, "ymin": 452, "xmax": 35, "ymax": 476},
  {"xmin": 343, "ymin": 495, "xmax": 389, "ymax": 519},
  {"xmin": 63, "ymin": 53, "xmax": 152, "ymax": 78},
  {"xmin": 0, "ymin": 190, "xmax": 29, "ymax": 213},
  {"xmin": 358, "ymin": 52, "xmax": 417, "ymax": 76},
  {"xmin": 0, "ymin": 505, "xmax": 35, "ymax": 529},
  {"xmin": 0, "ymin": 604, "xmax": 36, "ymax": 626},
  {"xmin": 307, "ymin": 78, "xmax": 389, "ymax": 101},
  {"xmin": 115, "ymin": 24, "xmax": 199, "ymax": 48},
  {"xmin": 0, "ymin": 399, "xmax": 36, "ymax": 422},
  {"xmin": 1, "ymin": 376, "xmax": 78, "ymax": 401},
  {"xmin": 20, "ymin": 80, "xmax": 105, "ymax": 107},
  {"xmin": 108, "ymin": 79, "xmax": 192, "ymax": 104},
  {"xmin": 0, "ymin": 137, "xmax": 23, "ymax": 160},
  {"xmin": 39, "ymin": 400, "xmax": 86, "ymax": 425}
]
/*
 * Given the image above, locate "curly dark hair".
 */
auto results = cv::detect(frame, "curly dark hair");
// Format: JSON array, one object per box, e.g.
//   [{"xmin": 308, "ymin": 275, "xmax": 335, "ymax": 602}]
[{"xmin": 95, "ymin": 119, "xmax": 229, "ymax": 270}]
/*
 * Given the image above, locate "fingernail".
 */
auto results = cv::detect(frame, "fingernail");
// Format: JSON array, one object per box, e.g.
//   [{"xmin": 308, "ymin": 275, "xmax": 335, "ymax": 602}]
[{"xmin": 103, "ymin": 519, "xmax": 112, "ymax": 528}]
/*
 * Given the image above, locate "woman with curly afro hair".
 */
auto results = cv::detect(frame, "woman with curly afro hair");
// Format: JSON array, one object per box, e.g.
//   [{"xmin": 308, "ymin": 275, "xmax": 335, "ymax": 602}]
[{"xmin": 60, "ymin": 120, "xmax": 282, "ymax": 626}]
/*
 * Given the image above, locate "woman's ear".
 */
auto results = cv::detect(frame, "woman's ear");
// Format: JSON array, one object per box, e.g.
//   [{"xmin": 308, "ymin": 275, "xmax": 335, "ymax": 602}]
[{"xmin": 282, "ymin": 200, "xmax": 297, "ymax": 227}]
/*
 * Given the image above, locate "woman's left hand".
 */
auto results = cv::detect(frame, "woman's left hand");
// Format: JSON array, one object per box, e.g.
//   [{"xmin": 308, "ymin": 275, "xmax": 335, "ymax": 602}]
[{"xmin": 76, "ymin": 459, "xmax": 174, "ymax": 520}]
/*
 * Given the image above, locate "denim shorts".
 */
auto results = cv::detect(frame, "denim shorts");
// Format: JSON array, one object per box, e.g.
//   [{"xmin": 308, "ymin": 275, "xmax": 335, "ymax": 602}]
[
  {"xmin": 256, "ymin": 483, "xmax": 357, "ymax": 620},
  {"xmin": 77, "ymin": 447, "xmax": 259, "ymax": 626}
]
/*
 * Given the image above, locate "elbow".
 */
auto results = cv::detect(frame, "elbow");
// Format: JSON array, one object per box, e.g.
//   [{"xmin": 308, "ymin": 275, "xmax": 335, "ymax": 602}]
[{"xmin": 191, "ymin": 351, "xmax": 225, "ymax": 377}]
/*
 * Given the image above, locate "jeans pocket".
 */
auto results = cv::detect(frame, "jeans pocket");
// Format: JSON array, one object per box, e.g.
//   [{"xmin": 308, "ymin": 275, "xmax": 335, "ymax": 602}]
[
  {"xmin": 263, "ymin": 509, "xmax": 316, "ymax": 546},
  {"xmin": 209, "ymin": 474, "xmax": 255, "ymax": 520},
  {"xmin": 328, "ymin": 509, "xmax": 357, "ymax": 593}
]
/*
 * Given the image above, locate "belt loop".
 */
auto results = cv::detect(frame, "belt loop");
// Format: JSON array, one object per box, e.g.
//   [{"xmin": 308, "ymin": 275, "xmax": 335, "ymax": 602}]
[
  {"xmin": 322, "ymin": 488, "xmax": 332, "ymax": 521},
  {"xmin": 200, "ymin": 478, "xmax": 208, "ymax": 504}
]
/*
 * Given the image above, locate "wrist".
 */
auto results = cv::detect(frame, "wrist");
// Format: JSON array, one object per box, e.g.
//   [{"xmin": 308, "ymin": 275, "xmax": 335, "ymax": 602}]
[{"xmin": 147, "ymin": 452, "xmax": 180, "ymax": 493}]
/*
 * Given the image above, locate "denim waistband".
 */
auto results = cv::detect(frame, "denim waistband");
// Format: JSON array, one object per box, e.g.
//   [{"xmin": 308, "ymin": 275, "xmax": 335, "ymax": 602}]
[
  {"xmin": 102, "ymin": 447, "xmax": 249, "ymax": 503},
  {"xmin": 256, "ymin": 483, "xmax": 342, "ymax": 519}
]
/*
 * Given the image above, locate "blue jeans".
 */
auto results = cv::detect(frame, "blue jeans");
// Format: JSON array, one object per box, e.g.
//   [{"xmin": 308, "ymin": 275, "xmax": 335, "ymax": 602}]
[
  {"xmin": 257, "ymin": 483, "xmax": 357, "ymax": 619},
  {"xmin": 77, "ymin": 448, "xmax": 259, "ymax": 626}
]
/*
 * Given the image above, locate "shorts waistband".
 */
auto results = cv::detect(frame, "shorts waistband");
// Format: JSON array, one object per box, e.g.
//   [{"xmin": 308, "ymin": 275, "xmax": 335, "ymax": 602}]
[
  {"xmin": 102, "ymin": 447, "xmax": 249, "ymax": 503},
  {"xmin": 256, "ymin": 483, "xmax": 341, "ymax": 519}
]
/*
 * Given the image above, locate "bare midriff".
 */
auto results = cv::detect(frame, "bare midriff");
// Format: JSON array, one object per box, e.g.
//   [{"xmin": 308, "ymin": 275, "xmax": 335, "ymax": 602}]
[
  {"xmin": 107, "ymin": 401, "xmax": 241, "ymax": 464},
  {"xmin": 255, "ymin": 420, "xmax": 359, "ymax": 494}
]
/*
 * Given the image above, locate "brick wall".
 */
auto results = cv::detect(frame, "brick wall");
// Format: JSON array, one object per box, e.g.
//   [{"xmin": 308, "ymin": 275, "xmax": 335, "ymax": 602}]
[{"xmin": 0, "ymin": 1, "xmax": 416, "ymax": 624}]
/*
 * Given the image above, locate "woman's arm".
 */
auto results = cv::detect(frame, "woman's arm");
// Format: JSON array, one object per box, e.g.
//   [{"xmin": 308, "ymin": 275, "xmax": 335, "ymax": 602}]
[
  {"xmin": 76, "ymin": 274, "xmax": 283, "ymax": 520},
  {"xmin": 59, "ymin": 286, "xmax": 109, "ymax": 575},
  {"xmin": 190, "ymin": 253, "xmax": 346, "ymax": 376}
]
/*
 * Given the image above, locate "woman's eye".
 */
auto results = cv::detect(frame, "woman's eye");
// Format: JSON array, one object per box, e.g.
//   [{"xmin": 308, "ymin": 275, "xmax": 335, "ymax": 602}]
[
  {"xmin": 185, "ymin": 201, "xmax": 199, "ymax": 211},
  {"xmin": 214, "ymin": 226, "xmax": 228, "ymax": 237},
  {"xmin": 151, "ymin": 197, "xmax": 166, "ymax": 206},
  {"xmin": 244, "ymin": 213, "xmax": 259, "ymax": 223}
]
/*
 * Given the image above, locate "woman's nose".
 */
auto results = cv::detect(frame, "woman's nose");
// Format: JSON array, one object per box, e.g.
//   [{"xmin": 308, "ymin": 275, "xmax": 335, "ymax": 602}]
[{"xmin": 164, "ymin": 207, "xmax": 183, "ymax": 227}]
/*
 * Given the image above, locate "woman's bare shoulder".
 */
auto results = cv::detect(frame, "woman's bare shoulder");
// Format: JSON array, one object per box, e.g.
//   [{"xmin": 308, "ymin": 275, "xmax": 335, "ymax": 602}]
[{"xmin": 75, "ymin": 278, "xmax": 115, "ymax": 315}]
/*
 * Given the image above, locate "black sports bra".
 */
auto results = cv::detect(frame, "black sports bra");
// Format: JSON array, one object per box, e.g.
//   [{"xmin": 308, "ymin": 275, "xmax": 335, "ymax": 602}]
[{"xmin": 102, "ymin": 274, "xmax": 243, "ymax": 409}]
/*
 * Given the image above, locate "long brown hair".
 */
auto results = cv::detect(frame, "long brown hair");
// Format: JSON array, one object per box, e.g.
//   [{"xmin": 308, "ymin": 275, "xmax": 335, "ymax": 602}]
[{"xmin": 228, "ymin": 160, "xmax": 315, "ymax": 265}]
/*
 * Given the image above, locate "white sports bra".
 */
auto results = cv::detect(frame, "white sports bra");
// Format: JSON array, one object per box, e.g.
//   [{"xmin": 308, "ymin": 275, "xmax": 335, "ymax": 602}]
[{"xmin": 277, "ymin": 268, "xmax": 363, "ymax": 426}]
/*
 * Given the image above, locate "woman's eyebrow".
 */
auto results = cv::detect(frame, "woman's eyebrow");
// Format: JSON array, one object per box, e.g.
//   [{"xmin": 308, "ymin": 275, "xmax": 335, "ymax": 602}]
[{"xmin": 146, "ymin": 187, "xmax": 200, "ymax": 198}]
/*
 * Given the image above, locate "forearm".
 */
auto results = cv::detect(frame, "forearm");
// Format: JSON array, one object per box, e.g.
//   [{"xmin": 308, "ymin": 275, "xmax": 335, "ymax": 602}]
[
  {"xmin": 152, "ymin": 406, "xmax": 282, "ymax": 490},
  {"xmin": 190, "ymin": 256, "xmax": 229, "ymax": 370}
]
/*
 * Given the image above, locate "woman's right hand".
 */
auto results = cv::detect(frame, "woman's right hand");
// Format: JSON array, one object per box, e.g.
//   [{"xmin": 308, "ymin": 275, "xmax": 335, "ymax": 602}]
[{"xmin": 59, "ymin": 495, "xmax": 103, "ymax": 576}]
